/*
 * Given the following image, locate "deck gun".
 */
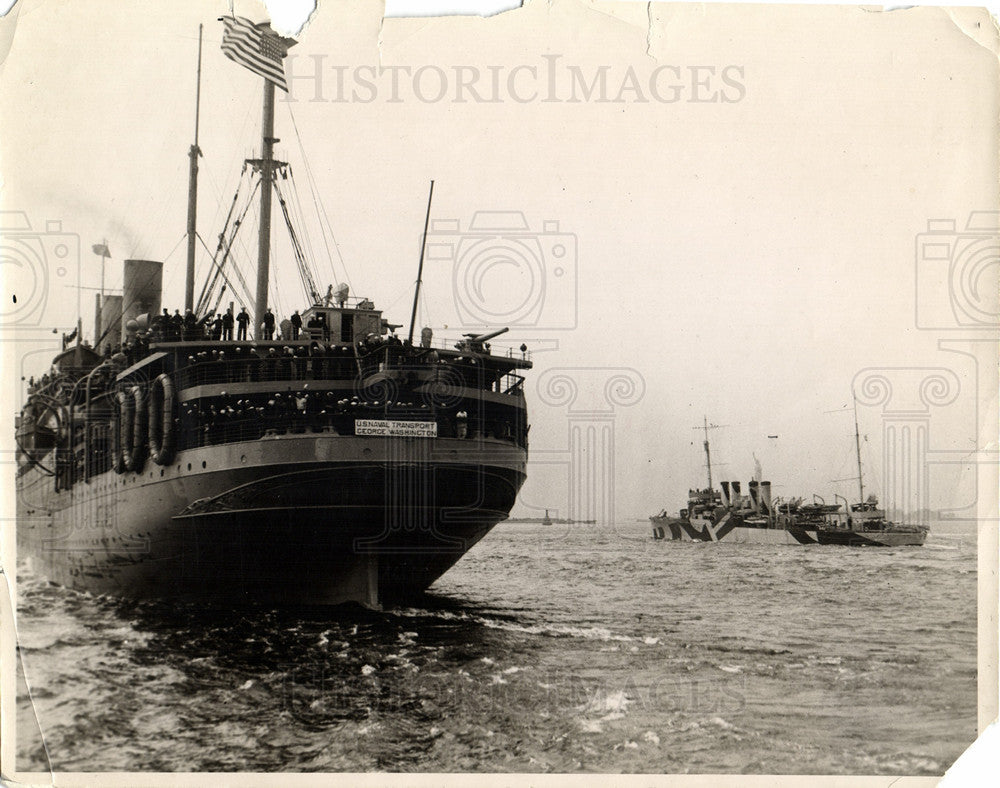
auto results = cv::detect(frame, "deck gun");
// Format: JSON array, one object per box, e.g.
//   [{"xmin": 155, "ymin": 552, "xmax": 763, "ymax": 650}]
[{"xmin": 455, "ymin": 327, "xmax": 509, "ymax": 353}]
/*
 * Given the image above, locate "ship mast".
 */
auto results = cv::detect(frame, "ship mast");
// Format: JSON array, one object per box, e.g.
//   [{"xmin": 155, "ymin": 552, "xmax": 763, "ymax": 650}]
[
  {"xmin": 184, "ymin": 24, "xmax": 203, "ymax": 313},
  {"xmin": 702, "ymin": 416, "xmax": 713, "ymax": 490},
  {"xmin": 407, "ymin": 180, "xmax": 435, "ymax": 345},
  {"xmin": 852, "ymin": 392, "xmax": 865, "ymax": 506},
  {"xmin": 218, "ymin": 16, "xmax": 295, "ymax": 331},
  {"xmin": 254, "ymin": 79, "xmax": 277, "ymax": 339}
]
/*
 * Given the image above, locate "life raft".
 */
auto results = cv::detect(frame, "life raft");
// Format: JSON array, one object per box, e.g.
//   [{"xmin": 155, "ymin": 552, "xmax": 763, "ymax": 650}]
[
  {"xmin": 147, "ymin": 373, "xmax": 176, "ymax": 465},
  {"xmin": 119, "ymin": 386, "xmax": 147, "ymax": 473}
]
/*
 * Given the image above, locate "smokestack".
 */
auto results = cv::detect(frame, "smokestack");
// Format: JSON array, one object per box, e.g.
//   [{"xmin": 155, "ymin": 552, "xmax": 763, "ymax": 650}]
[
  {"xmin": 731, "ymin": 481, "xmax": 741, "ymax": 509},
  {"xmin": 761, "ymin": 481, "xmax": 773, "ymax": 514},
  {"xmin": 99, "ymin": 295, "xmax": 123, "ymax": 354},
  {"xmin": 749, "ymin": 480, "xmax": 760, "ymax": 513},
  {"xmin": 720, "ymin": 480, "xmax": 731, "ymax": 507},
  {"xmin": 121, "ymin": 259, "xmax": 163, "ymax": 337}
]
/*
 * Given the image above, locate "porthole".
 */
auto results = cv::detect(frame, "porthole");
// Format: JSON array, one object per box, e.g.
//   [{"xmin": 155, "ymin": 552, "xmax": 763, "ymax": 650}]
[
  {"xmin": 160, "ymin": 469, "xmax": 164, "ymax": 477},
  {"xmin": 202, "ymin": 461, "xmax": 207, "ymax": 469},
  {"xmin": 187, "ymin": 463, "xmax": 192, "ymax": 471},
  {"xmin": 240, "ymin": 455, "xmax": 247, "ymax": 464}
]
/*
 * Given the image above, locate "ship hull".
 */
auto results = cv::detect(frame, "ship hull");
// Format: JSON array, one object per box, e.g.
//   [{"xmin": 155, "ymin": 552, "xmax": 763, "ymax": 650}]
[
  {"xmin": 650, "ymin": 515, "xmax": 817, "ymax": 544},
  {"xmin": 815, "ymin": 528, "xmax": 927, "ymax": 547},
  {"xmin": 17, "ymin": 434, "xmax": 526, "ymax": 607}
]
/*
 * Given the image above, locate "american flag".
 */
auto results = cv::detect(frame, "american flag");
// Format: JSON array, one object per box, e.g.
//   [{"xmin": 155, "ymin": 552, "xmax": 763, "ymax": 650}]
[{"xmin": 220, "ymin": 16, "xmax": 294, "ymax": 92}]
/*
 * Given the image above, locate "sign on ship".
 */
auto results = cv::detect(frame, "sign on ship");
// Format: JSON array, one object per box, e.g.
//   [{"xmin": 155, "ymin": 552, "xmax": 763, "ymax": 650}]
[{"xmin": 355, "ymin": 419, "xmax": 439, "ymax": 437}]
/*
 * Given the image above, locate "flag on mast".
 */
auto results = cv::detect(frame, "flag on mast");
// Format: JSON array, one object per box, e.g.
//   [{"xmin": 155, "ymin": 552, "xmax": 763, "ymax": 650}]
[{"xmin": 220, "ymin": 16, "xmax": 295, "ymax": 92}]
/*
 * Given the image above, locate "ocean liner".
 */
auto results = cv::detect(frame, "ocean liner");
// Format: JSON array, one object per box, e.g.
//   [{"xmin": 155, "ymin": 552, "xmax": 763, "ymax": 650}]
[{"xmin": 14, "ymin": 18, "xmax": 533, "ymax": 607}]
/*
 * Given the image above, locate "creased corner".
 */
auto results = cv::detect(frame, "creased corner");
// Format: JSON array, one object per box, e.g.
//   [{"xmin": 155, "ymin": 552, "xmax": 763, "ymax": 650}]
[
  {"xmin": 263, "ymin": 0, "xmax": 318, "ymax": 38},
  {"xmin": 0, "ymin": 0, "xmax": 19, "ymax": 67},
  {"xmin": 940, "ymin": 5, "xmax": 1000, "ymax": 58},
  {"xmin": 1, "ymin": 565, "xmax": 54, "ymax": 785}
]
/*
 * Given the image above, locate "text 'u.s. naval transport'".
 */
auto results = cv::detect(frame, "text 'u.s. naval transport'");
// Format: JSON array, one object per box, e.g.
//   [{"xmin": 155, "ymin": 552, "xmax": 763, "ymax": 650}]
[{"xmin": 355, "ymin": 419, "xmax": 439, "ymax": 437}]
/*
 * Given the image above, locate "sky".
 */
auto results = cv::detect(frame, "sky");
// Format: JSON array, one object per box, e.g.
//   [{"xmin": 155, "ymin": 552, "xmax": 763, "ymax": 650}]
[{"xmin": 1, "ymin": 0, "xmax": 997, "ymax": 520}]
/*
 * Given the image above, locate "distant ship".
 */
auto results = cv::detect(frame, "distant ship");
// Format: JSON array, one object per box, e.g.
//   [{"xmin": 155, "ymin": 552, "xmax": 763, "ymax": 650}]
[
  {"xmin": 15, "ymin": 18, "xmax": 534, "ymax": 607},
  {"xmin": 541, "ymin": 509, "xmax": 553, "ymax": 526},
  {"xmin": 811, "ymin": 394, "xmax": 928, "ymax": 547},
  {"xmin": 814, "ymin": 497, "xmax": 927, "ymax": 547},
  {"xmin": 650, "ymin": 404, "xmax": 928, "ymax": 547},
  {"xmin": 649, "ymin": 418, "xmax": 819, "ymax": 544}
]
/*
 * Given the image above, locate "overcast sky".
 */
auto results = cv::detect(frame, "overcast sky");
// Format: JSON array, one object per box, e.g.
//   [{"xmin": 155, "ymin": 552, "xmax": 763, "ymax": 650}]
[{"xmin": 1, "ymin": 0, "xmax": 996, "ymax": 520}]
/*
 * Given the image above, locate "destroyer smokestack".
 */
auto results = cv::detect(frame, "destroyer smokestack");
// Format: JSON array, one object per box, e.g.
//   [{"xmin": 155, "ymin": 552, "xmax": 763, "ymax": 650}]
[
  {"xmin": 761, "ymin": 481, "xmax": 773, "ymax": 514},
  {"xmin": 720, "ymin": 480, "xmax": 731, "ymax": 507},
  {"xmin": 749, "ymin": 480, "xmax": 760, "ymax": 513}
]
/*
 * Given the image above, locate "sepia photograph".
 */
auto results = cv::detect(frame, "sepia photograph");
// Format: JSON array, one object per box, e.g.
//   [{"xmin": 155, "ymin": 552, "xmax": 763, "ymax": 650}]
[{"xmin": 1, "ymin": 0, "xmax": 997, "ymax": 782}]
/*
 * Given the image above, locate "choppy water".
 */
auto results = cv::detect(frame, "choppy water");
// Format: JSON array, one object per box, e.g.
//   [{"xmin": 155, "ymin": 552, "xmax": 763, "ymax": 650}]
[{"xmin": 14, "ymin": 521, "xmax": 977, "ymax": 775}]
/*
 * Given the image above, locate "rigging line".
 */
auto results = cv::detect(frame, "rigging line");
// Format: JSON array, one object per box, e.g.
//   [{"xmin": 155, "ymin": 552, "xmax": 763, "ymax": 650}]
[
  {"xmin": 288, "ymin": 165, "xmax": 330, "ymax": 301},
  {"xmin": 384, "ymin": 282, "xmax": 416, "ymax": 314},
  {"xmin": 273, "ymin": 177, "xmax": 320, "ymax": 305},
  {"xmin": 195, "ymin": 166, "xmax": 249, "ymax": 313},
  {"xmin": 285, "ymin": 166, "xmax": 323, "ymax": 300},
  {"xmin": 286, "ymin": 166, "xmax": 316, "ymax": 268},
  {"xmin": 203, "ymin": 99, "xmax": 256, "ymax": 232},
  {"xmin": 269, "ymin": 230, "xmax": 287, "ymax": 325},
  {"xmin": 233, "ymin": 198, "xmax": 265, "ymax": 317},
  {"xmin": 285, "ymin": 102, "xmax": 353, "ymax": 293},
  {"xmin": 196, "ymin": 232, "xmax": 253, "ymax": 314},
  {"xmin": 229, "ymin": 177, "xmax": 266, "ymax": 297},
  {"xmin": 202, "ymin": 86, "xmax": 259, "ymax": 238},
  {"xmin": 273, "ymin": 176, "xmax": 310, "ymax": 304},
  {"xmin": 220, "ymin": 242, "xmax": 256, "ymax": 310},
  {"xmin": 209, "ymin": 253, "xmax": 254, "ymax": 316},
  {"xmin": 217, "ymin": 176, "xmax": 261, "ymax": 296},
  {"xmin": 219, "ymin": 261, "xmax": 254, "ymax": 316},
  {"xmin": 200, "ymin": 187, "xmax": 259, "ymax": 316},
  {"xmin": 161, "ymin": 231, "xmax": 188, "ymax": 264}
]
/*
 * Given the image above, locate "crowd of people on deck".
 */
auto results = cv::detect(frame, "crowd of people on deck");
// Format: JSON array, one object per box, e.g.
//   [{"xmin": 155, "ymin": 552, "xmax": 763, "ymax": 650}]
[
  {"xmin": 149, "ymin": 306, "xmax": 311, "ymax": 344},
  {"xmin": 25, "ymin": 296, "xmax": 526, "ymax": 417},
  {"xmin": 177, "ymin": 389, "xmax": 519, "ymax": 451}
]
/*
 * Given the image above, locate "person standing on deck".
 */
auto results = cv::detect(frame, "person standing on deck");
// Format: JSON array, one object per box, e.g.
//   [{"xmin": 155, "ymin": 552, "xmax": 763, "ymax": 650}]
[
  {"xmin": 170, "ymin": 310, "xmax": 183, "ymax": 342},
  {"xmin": 236, "ymin": 307, "xmax": 250, "ymax": 341},
  {"xmin": 291, "ymin": 310, "xmax": 302, "ymax": 340},
  {"xmin": 263, "ymin": 309, "xmax": 276, "ymax": 340}
]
